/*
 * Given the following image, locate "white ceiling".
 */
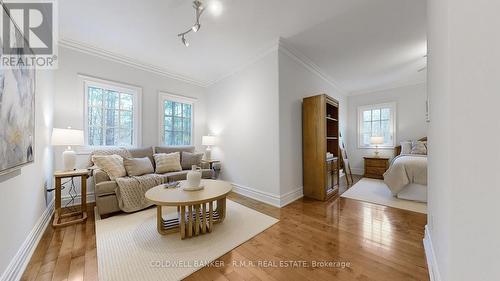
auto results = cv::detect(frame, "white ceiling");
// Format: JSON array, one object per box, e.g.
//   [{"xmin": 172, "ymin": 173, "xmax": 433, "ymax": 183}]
[{"xmin": 59, "ymin": 0, "xmax": 426, "ymax": 93}]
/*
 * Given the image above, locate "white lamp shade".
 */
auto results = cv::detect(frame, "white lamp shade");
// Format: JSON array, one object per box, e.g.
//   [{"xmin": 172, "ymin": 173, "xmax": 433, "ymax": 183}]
[
  {"xmin": 202, "ymin": 135, "xmax": 217, "ymax": 146},
  {"xmin": 370, "ymin": 136, "xmax": 384, "ymax": 145},
  {"xmin": 51, "ymin": 128, "xmax": 84, "ymax": 146}
]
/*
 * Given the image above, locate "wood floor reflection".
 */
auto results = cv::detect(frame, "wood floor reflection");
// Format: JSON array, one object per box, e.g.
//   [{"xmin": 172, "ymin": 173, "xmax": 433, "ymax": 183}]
[{"xmin": 21, "ymin": 176, "xmax": 428, "ymax": 281}]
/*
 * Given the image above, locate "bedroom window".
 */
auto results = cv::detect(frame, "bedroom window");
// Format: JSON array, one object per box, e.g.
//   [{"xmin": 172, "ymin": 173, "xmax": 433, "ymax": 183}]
[
  {"xmin": 159, "ymin": 92, "xmax": 196, "ymax": 146},
  {"xmin": 357, "ymin": 102, "xmax": 396, "ymax": 148},
  {"xmin": 82, "ymin": 76, "xmax": 141, "ymax": 147}
]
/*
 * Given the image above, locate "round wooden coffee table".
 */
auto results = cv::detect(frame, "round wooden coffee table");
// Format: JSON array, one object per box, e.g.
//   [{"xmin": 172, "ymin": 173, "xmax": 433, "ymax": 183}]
[{"xmin": 145, "ymin": 179, "xmax": 232, "ymax": 239}]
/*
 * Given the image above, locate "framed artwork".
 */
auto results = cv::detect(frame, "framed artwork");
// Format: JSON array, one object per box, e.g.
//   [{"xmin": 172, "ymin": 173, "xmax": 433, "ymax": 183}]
[{"xmin": 0, "ymin": 5, "xmax": 36, "ymax": 175}]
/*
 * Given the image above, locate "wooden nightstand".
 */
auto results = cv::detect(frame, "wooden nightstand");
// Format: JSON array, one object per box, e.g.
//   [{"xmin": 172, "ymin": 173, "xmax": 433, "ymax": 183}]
[{"xmin": 363, "ymin": 157, "xmax": 390, "ymax": 179}]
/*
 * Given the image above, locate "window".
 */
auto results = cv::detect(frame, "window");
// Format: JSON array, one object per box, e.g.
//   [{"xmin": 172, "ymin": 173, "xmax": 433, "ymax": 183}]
[
  {"xmin": 357, "ymin": 102, "xmax": 396, "ymax": 148},
  {"xmin": 159, "ymin": 92, "xmax": 195, "ymax": 146},
  {"xmin": 83, "ymin": 76, "xmax": 141, "ymax": 146}
]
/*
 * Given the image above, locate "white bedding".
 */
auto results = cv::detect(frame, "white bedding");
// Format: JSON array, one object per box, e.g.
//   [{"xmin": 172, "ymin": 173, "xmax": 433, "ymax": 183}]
[{"xmin": 383, "ymin": 154, "xmax": 427, "ymax": 202}]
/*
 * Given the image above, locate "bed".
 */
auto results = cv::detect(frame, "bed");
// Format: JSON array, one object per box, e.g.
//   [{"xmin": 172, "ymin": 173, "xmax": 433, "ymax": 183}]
[{"xmin": 383, "ymin": 137, "xmax": 427, "ymax": 203}]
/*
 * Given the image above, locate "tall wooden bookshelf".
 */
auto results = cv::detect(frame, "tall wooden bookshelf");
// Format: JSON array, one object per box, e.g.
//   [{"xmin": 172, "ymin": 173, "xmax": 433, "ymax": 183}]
[{"xmin": 302, "ymin": 94, "xmax": 340, "ymax": 201}]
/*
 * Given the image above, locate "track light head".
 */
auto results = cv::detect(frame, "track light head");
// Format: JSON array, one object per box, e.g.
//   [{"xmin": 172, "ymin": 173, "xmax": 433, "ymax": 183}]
[
  {"xmin": 192, "ymin": 23, "xmax": 201, "ymax": 32},
  {"xmin": 181, "ymin": 35, "xmax": 189, "ymax": 47}
]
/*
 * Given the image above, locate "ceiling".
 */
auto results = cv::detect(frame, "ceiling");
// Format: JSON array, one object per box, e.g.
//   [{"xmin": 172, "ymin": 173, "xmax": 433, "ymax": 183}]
[{"xmin": 59, "ymin": 0, "xmax": 426, "ymax": 93}]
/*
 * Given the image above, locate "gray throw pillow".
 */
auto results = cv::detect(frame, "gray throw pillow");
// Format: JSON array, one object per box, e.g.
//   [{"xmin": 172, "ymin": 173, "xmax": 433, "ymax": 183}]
[
  {"xmin": 123, "ymin": 157, "xmax": 154, "ymax": 176},
  {"xmin": 181, "ymin": 152, "xmax": 204, "ymax": 170},
  {"xmin": 410, "ymin": 140, "xmax": 427, "ymax": 155}
]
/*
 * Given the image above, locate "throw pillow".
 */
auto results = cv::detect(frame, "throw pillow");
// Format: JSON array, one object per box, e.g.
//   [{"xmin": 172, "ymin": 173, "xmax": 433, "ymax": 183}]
[
  {"xmin": 400, "ymin": 141, "xmax": 412, "ymax": 154},
  {"xmin": 411, "ymin": 140, "xmax": 427, "ymax": 155},
  {"xmin": 181, "ymin": 151, "xmax": 204, "ymax": 170},
  {"xmin": 123, "ymin": 157, "xmax": 154, "ymax": 176},
  {"xmin": 92, "ymin": 154, "xmax": 127, "ymax": 180},
  {"xmin": 154, "ymin": 152, "xmax": 182, "ymax": 174}
]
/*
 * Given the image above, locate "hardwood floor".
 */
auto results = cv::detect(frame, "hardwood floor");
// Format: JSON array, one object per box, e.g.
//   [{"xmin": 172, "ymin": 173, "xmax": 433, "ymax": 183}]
[{"xmin": 21, "ymin": 177, "xmax": 428, "ymax": 281}]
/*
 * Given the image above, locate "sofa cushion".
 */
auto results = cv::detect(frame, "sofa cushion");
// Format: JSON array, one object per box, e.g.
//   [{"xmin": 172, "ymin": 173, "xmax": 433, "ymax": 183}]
[
  {"xmin": 154, "ymin": 152, "xmax": 182, "ymax": 173},
  {"xmin": 87, "ymin": 147, "xmax": 131, "ymax": 168},
  {"xmin": 163, "ymin": 169, "xmax": 212, "ymax": 181},
  {"xmin": 154, "ymin": 146, "xmax": 195, "ymax": 162},
  {"xmin": 95, "ymin": 181, "xmax": 118, "ymax": 196},
  {"xmin": 123, "ymin": 157, "xmax": 154, "ymax": 176},
  {"xmin": 127, "ymin": 147, "xmax": 154, "ymax": 165},
  {"xmin": 181, "ymin": 151, "xmax": 204, "ymax": 170},
  {"xmin": 92, "ymin": 155, "xmax": 127, "ymax": 180}
]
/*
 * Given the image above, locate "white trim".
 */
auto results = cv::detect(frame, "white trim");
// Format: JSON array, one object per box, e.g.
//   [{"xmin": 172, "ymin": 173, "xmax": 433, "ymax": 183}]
[
  {"xmin": 80, "ymin": 74, "xmax": 142, "ymax": 148},
  {"xmin": 59, "ymin": 38, "xmax": 209, "ymax": 88},
  {"xmin": 0, "ymin": 200, "xmax": 55, "ymax": 281},
  {"xmin": 61, "ymin": 192, "xmax": 95, "ymax": 207},
  {"xmin": 278, "ymin": 38, "xmax": 348, "ymax": 96},
  {"xmin": 158, "ymin": 92, "xmax": 197, "ymax": 146},
  {"xmin": 231, "ymin": 183, "xmax": 303, "ymax": 208},
  {"xmin": 423, "ymin": 225, "xmax": 442, "ymax": 281},
  {"xmin": 279, "ymin": 187, "xmax": 304, "ymax": 207},
  {"xmin": 357, "ymin": 102, "xmax": 397, "ymax": 149},
  {"xmin": 231, "ymin": 183, "xmax": 281, "ymax": 207}
]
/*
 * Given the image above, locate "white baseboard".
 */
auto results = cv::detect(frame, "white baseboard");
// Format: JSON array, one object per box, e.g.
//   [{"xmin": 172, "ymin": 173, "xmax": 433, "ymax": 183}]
[
  {"xmin": 1, "ymin": 200, "xmax": 54, "ymax": 281},
  {"xmin": 231, "ymin": 183, "xmax": 303, "ymax": 208},
  {"xmin": 423, "ymin": 225, "xmax": 442, "ymax": 281},
  {"xmin": 351, "ymin": 168, "xmax": 364, "ymax": 175},
  {"xmin": 61, "ymin": 192, "xmax": 95, "ymax": 207},
  {"xmin": 279, "ymin": 187, "xmax": 303, "ymax": 207},
  {"xmin": 231, "ymin": 183, "xmax": 281, "ymax": 207}
]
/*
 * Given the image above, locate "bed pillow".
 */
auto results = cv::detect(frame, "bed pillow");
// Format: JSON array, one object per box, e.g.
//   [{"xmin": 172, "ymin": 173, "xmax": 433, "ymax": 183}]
[
  {"xmin": 154, "ymin": 152, "xmax": 182, "ymax": 174},
  {"xmin": 92, "ymin": 154, "xmax": 127, "ymax": 180},
  {"xmin": 123, "ymin": 157, "xmax": 154, "ymax": 176},
  {"xmin": 181, "ymin": 151, "xmax": 204, "ymax": 170},
  {"xmin": 411, "ymin": 140, "xmax": 427, "ymax": 155},
  {"xmin": 400, "ymin": 141, "xmax": 412, "ymax": 155}
]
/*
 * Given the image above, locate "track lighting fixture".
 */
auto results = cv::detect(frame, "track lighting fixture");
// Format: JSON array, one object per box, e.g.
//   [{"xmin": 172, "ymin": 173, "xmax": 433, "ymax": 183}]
[{"xmin": 178, "ymin": 0, "xmax": 205, "ymax": 46}]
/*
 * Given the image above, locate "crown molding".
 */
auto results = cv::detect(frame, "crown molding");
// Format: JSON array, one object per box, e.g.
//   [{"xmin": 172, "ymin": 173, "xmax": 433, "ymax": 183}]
[
  {"xmin": 277, "ymin": 38, "xmax": 348, "ymax": 95},
  {"xmin": 58, "ymin": 38, "xmax": 210, "ymax": 88}
]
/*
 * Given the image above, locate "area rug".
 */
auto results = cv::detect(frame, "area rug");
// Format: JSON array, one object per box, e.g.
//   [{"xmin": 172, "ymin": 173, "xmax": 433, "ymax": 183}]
[
  {"xmin": 95, "ymin": 200, "xmax": 278, "ymax": 281},
  {"xmin": 341, "ymin": 178, "xmax": 427, "ymax": 213}
]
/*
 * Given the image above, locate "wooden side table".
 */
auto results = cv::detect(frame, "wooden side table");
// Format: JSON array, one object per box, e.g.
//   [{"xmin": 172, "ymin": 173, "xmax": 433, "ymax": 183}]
[
  {"xmin": 363, "ymin": 157, "xmax": 390, "ymax": 179},
  {"xmin": 52, "ymin": 169, "xmax": 90, "ymax": 228},
  {"xmin": 201, "ymin": 159, "xmax": 220, "ymax": 170}
]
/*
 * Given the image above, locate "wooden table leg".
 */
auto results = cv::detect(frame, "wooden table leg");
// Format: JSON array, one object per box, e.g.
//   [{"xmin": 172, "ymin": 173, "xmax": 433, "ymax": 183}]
[
  {"xmin": 53, "ymin": 177, "xmax": 62, "ymax": 227},
  {"xmin": 217, "ymin": 198, "xmax": 226, "ymax": 222},
  {"xmin": 180, "ymin": 206, "xmax": 186, "ymax": 239},
  {"xmin": 187, "ymin": 205, "xmax": 193, "ymax": 238},
  {"xmin": 208, "ymin": 201, "xmax": 213, "ymax": 233},
  {"xmin": 195, "ymin": 204, "xmax": 200, "ymax": 236},
  {"xmin": 81, "ymin": 175, "xmax": 87, "ymax": 215},
  {"xmin": 201, "ymin": 203, "xmax": 207, "ymax": 234},
  {"xmin": 156, "ymin": 206, "xmax": 164, "ymax": 235}
]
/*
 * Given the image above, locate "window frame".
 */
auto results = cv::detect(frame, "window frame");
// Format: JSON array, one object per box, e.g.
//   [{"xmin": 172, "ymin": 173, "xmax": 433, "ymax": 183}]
[
  {"xmin": 81, "ymin": 75, "xmax": 142, "ymax": 148},
  {"xmin": 357, "ymin": 102, "xmax": 397, "ymax": 149},
  {"xmin": 158, "ymin": 92, "xmax": 196, "ymax": 146}
]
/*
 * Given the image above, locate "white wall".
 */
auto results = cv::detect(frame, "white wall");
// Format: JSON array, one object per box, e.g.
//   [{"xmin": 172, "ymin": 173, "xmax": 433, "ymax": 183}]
[
  {"xmin": 427, "ymin": 1, "xmax": 500, "ymax": 280},
  {"xmin": 0, "ymin": 70, "xmax": 54, "ymax": 280},
  {"xmin": 278, "ymin": 48, "xmax": 347, "ymax": 203},
  {"xmin": 346, "ymin": 83, "xmax": 427, "ymax": 174},
  {"xmin": 53, "ymin": 47, "xmax": 208, "ymax": 200},
  {"xmin": 206, "ymin": 50, "xmax": 281, "ymax": 204}
]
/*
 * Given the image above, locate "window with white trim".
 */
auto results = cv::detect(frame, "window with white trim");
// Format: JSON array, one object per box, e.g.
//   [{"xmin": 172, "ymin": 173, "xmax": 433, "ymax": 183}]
[
  {"xmin": 357, "ymin": 102, "xmax": 396, "ymax": 148},
  {"xmin": 83, "ymin": 77, "xmax": 141, "ymax": 146},
  {"xmin": 159, "ymin": 92, "xmax": 195, "ymax": 146}
]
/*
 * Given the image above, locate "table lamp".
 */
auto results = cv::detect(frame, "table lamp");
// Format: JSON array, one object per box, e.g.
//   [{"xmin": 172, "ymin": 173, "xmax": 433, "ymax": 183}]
[
  {"xmin": 370, "ymin": 136, "xmax": 384, "ymax": 157},
  {"xmin": 52, "ymin": 127, "xmax": 84, "ymax": 171},
  {"xmin": 202, "ymin": 135, "xmax": 216, "ymax": 160}
]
